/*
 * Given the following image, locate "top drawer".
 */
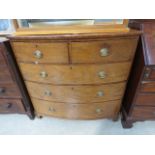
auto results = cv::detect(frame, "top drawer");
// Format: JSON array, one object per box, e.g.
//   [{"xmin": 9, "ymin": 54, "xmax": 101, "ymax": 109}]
[
  {"xmin": 11, "ymin": 42, "xmax": 69, "ymax": 64},
  {"xmin": 71, "ymin": 37, "xmax": 138, "ymax": 63}
]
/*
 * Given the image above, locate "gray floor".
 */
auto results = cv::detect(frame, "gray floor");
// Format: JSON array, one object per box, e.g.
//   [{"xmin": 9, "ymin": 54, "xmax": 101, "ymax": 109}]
[{"xmin": 0, "ymin": 114, "xmax": 155, "ymax": 135}]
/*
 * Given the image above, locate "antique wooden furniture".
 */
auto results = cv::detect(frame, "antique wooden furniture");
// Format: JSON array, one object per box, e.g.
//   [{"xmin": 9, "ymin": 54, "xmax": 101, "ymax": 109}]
[
  {"xmin": 121, "ymin": 20, "xmax": 155, "ymax": 128},
  {"xmin": 0, "ymin": 37, "xmax": 34, "ymax": 119},
  {"xmin": 8, "ymin": 19, "xmax": 140, "ymax": 120}
]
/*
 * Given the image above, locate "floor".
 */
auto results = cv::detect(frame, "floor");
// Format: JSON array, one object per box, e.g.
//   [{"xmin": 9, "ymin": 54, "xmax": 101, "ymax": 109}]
[{"xmin": 0, "ymin": 114, "xmax": 155, "ymax": 135}]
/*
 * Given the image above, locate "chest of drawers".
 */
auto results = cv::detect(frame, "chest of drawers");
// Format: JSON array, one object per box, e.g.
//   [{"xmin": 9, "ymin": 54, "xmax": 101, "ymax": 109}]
[
  {"xmin": 9, "ymin": 30, "xmax": 140, "ymax": 120},
  {"xmin": 0, "ymin": 38, "xmax": 34, "ymax": 118},
  {"xmin": 121, "ymin": 20, "xmax": 155, "ymax": 128}
]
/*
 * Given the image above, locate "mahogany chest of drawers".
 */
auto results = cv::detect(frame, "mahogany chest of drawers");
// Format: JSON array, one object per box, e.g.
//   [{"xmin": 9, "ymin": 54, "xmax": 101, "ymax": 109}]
[
  {"xmin": 9, "ymin": 30, "xmax": 140, "ymax": 120},
  {"xmin": 0, "ymin": 38, "xmax": 34, "ymax": 119},
  {"xmin": 121, "ymin": 20, "xmax": 155, "ymax": 128}
]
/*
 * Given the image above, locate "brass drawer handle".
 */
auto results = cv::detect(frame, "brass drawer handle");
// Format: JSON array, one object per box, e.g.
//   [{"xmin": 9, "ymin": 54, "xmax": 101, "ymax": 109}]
[
  {"xmin": 97, "ymin": 91, "xmax": 104, "ymax": 97},
  {"xmin": 40, "ymin": 71, "xmax": 48, "ymax": 78},
  {"xmin": 96, "ymin": 108, "xmax": 102, "ymax": 114},
  {"xmin": 48, "ymin": 107, "xmax": 56, "ymax": 112},
  {"xmin": 44, "ymin": 90, "xmax": 52, "ymax": 96},
  {"xmin": 34, "ymin": 50, "xmax": 43, "ymax": 59},
  {"xmin": 0, "ymin": 88, "xmax": 5, "ymax": 94},
  {"xmin": 100, "ymin": 48, "xmax": 109, "ymax": 57},
  {"xmin": 98, "ymin": 71, "xmax": 106, "ymax": 79}
]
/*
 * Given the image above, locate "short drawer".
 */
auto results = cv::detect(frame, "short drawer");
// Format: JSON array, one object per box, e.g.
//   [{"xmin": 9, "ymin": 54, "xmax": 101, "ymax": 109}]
[
  {"xmin": 32, "ymin": 98, "xmax": 121, "ymax": 119},
  {"xmin": 11, "ymin": 42, "xmax": 69, "ymax": 63},
  {"xmin": 0, "ymin": 83, "xmax": 21, "ymax": 98},
  {"xmin": 135, "ymin": 93, "xmax": 155, "ymax": 106},
  {"xmin": 19, "ymin": 62, "xmax": 131, "ymax": 84},
  {"xmin": 71, "ymin": 37, "xmax": 138, "ymax": 63},
  {"xmin": 0, "ymin": 99, "xmax": 25, "ymax": 114},
  {"xmin": 140, "ymin": 81, "xmax": 155, "ymax": 93},
  {"xmin": 132, "ymin": 106, "xmax": 155, "ymax": 120},
  {"xmin": 25, "ymin": 81, "xmax": 125, "ymax": 103}
]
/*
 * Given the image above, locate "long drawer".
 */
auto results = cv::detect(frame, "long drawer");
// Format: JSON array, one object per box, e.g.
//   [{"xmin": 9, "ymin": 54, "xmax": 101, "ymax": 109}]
[
  {"xmin": 71, "ymin": 37, "xmax": 138, "ymax": 63},
  {"xmin": 19, "ymin": 62, "xmax": 131, "ymax": 84},
  {"xmin": 11, "ymin": 42, "xmax": 69, "ymax": 63},
  {"xmin": 32, "ymin": 98, "xmax": 121, "ymax": 119},
  {"xmin": 132, "ymin": 106, "xmax": 155, "ymax": 120},
  {"xmin": 0, "ymin": 99, "xmax": 25, "ymax": 114},
  {"xmin": 25, "ymin": 81, "xmax": 125, "ymax": 103}
]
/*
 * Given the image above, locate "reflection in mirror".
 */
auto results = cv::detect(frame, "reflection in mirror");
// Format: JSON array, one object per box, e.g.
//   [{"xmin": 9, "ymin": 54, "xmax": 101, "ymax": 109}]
[{"xmin": 17, "ymin": 19, "xmax": 124, "ymax": 28}]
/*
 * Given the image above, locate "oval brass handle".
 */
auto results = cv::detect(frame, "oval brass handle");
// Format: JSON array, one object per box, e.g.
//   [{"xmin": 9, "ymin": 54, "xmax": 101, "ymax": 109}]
[
  {"xmin": 98, "ymin": 71, "xmax": 106, "ymax": 79},
  {"xmin": 44, "ymin": 90, "xmax": 52, "ymax": 96},
  {"xmin": 96, "ymin": 108, "xmax": 102, "ymax": 114},
  {"xmin": 40, "ymin": 71, "xmax": 48, "ymax": 78},
  {"xmin": 97, "ymin": 91, "xmax": 104, "ymax": 97},
  {"xmin": 100, "ymin": 48, "xmax": 109, "ymax": 57},
  {"xmin": 0, "ymin": 88, "xmax": 5, "ymax": 94},
  {"xmin": 34, "ymin": 50, "xmax": 43, "ymax": 59},
  {"xmin": 48, "ymin": 107, "xmax": 56, "ymax": 112}
]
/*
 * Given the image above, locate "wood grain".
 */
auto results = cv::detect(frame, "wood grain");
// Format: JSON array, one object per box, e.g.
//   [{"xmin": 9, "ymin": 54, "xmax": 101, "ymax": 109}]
[
  {"xmin": 71, "ymin": 37, "xmax": 138, "ymax": 63},
  {"xmin": 11, "ymin": 42, "xmax": 69, "ymax": 63},
  {"xmin": 140, "ymin": 81, "xmax": 155, "ymax": 92},
  {"xmin": 25, "ymin": 81, "xmax": 126, "ymax": 103},
  {"xmin": 0, "ymin": 66, "xmax": 14, "ymax": 83},
  {"xmin": 32, "ymin": 98, "xmax": 121, "ymax": 119},
  {"xmin": 19, "ymin": 62, "xmax": 131, "ymax": 84},
  {"xmin": 0, "ymin": 83, "xmax": 21, "ymax": 98},
  {"xmin": 0, "ymin": 99, "xmax": 25, "ymax": 113},
  {"xmin": 132, "ymin": 106, "xmax": 155, "ymax": 120},
  {"xmin": 8, "ymin": 29, "xmax": 141, "ymax": 41},
  {"xmin": 135, "ymin": 93, "xmax": 155, "ymax": 106}
]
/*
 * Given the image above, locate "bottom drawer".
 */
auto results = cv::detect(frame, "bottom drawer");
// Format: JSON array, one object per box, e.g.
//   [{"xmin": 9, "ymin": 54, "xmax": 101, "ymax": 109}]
[
  {"xmin": 0, "ymin": 99, "xmax": 25, "ymax": 114},
  {"xmin": 32, "ymin": 98, "xmax": 121, "ymax": 119},
  {"xmin": 132, "ymin": 106, "xmax": 155, "ymax": 120}
]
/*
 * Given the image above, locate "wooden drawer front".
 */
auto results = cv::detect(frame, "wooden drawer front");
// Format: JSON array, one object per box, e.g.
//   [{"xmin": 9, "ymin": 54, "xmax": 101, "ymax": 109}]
[
  {"xmin": 135, "ymin": 93, "xmax": 155, "ymax": 106},
  {"xmin": 32, "ymin": 98, "xmax": 121, "ymax": 119},
  {"xmin": 140, "ymin": 81, "xmax": 155, "ymax": 93},
  {"xmin": 132, "ymin": 106, "xmax": 155, "ymax": 120},
  {"xmin": 11, "ymin": 42, "xmax": 69, "ymax": 63},
  {"xmin": 0, "ymin": 83, "xmax": 21, "ymax": 98},
  {"xmin": 19, "ymin": 62, "xmax": 131, "ymax": 84},
  {"xmin": 71, "ymin": 37, "xmax": 138, "ymax": 63},
  {"xmin": 25, "ymin": 81, "xmax": 125, "ymax": 103},
  {"xmin": 0, "ymin": 66, "xmax": 13, "ymax": 83},
  {"xmin": 0, "ymin": 99, "xmax": 25, "ymax": 113}
]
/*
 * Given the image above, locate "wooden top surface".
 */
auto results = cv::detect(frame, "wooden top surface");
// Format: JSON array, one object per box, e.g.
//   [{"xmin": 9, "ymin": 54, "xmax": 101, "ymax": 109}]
[{"xmin": 8, "ymin": 29, "xmax": 141, "ymax": 41}]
